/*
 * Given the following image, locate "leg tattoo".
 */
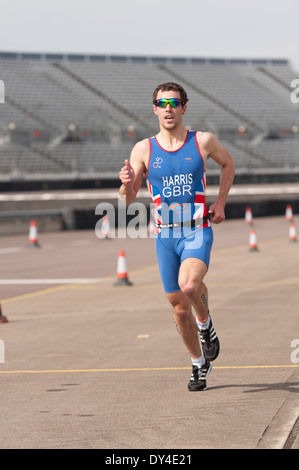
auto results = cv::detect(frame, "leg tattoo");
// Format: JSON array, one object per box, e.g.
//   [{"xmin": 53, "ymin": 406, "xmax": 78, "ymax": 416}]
[{"xmin": 201, "ymin": 293, "xmax": 208, "ymax": 309}]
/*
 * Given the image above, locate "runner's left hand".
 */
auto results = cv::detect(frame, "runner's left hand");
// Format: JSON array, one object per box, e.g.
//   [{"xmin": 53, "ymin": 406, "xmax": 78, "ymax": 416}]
[{"xmin": 208, "ymin": 203, "xmax": 225, "ymax": 224}]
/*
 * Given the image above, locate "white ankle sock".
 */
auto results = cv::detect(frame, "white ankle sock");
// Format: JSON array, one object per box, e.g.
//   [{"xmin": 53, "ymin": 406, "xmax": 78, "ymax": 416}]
[
  {"xmin": 196, "ymin": 313, "xmax": 210, "ymax": 330},
  {"xmin": 191, "ymin": 355, "xmax": 205, "ymax": 367}
]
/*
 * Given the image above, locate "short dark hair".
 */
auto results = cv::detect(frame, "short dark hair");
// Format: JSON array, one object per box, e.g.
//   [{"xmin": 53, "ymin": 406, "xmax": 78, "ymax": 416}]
[{"xmin": 153, "ymin": 82, "xmax": 189, "ymax": 106}]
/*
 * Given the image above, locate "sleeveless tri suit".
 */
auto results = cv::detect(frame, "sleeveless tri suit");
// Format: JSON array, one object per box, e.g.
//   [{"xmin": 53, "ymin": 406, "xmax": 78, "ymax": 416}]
[{"xmin": 146, "ymin": 130, "xmax": 213, "ymax": 293}]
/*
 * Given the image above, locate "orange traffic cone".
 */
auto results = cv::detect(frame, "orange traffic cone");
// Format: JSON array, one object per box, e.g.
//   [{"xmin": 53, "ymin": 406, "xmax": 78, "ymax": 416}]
[
  {"xmin": 101, "ymin": 215, "xmax": 111, "ymax": 239},
  {"xmin": 114, "ymin": 250, "xmax": 133, "ymax": 286},
  {"xmin": 289, "ymin": 222, "xmax": 297, "ymax": 242},
  {"xmin": 245, "ymin": 207, "xmax": 253, "ymax": 225},
  {"xmin": 249, "ymin": 229, "xmax": 258, "ymax": 251},
  {"xmin": 0, "ymin": 302, "xmax": 8, "ymax": 324},
  {"xmin": 28, "ymin": 220, "xmax": 40, "ymax": 248},
  {"xmin": 285, "ymin": 204, "xmax": 293, "ymax": 221}
]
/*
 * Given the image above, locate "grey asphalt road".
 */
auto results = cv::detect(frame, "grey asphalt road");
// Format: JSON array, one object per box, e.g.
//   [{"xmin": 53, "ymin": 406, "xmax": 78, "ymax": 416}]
[{"xmin": 0, "ymin": 215, "xmax": 298, "ymax": 450}]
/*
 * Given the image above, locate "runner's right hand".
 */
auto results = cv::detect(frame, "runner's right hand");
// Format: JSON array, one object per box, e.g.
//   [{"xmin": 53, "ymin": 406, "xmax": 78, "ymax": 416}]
[{"xmin": 119, "ymin": 160, "xmax": 135, "ymax": 188}]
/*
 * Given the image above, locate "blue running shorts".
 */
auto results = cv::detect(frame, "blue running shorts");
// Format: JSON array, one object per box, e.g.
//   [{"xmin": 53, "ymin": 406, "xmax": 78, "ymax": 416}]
[{"xmin": 155, "ymin": 226, "xmax": 213, "ymax": 293}]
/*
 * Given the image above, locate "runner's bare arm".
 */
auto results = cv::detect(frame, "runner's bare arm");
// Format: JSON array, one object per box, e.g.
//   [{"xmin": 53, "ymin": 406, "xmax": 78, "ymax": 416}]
[
  {"xmin": 119, "ymin": 139, "xmax": 149, "ymax": 205},
  {"xmin": 198, "ymin": 132, "xmax": 235, "ymax": 224}
]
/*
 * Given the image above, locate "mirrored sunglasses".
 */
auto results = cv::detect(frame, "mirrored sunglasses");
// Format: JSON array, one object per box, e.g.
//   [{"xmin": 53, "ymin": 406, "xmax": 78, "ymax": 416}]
[{"xmin": 154, "ymin": 98, "xmax": 183, "ymax": 108}]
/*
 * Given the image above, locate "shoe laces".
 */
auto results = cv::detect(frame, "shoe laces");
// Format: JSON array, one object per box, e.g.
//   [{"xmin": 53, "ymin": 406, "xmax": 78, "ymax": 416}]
[
  {"xmin": 191, "ymin": 363, "xmax": 208, "ymax": 381},
  {"xmin": 199, "ymin": 328, "xmax": 211, "ymax": 344}
]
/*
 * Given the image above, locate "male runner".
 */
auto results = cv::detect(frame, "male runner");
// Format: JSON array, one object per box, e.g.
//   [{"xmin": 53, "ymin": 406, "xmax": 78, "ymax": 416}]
[{"xmin": 119, "ymin": 82, "xmax": 235, "ymax": 391}]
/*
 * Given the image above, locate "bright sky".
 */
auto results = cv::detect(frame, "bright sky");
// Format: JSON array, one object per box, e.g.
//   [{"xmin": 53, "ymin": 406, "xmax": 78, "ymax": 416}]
[{"xmin": 0, "ymin": 0, "xmax": 299, "ymax": 72}]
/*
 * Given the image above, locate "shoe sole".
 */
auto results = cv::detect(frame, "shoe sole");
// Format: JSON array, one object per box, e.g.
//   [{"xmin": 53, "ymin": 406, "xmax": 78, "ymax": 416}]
[{"xmin": 188, "ymin": 364, "xmax": 212, "ymax": 391}]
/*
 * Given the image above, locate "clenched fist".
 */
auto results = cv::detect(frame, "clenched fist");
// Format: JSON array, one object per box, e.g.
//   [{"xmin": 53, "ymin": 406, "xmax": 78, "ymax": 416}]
[{"xmin": 119, "ymin": 159, "xmax": 135, "ymax": 188}]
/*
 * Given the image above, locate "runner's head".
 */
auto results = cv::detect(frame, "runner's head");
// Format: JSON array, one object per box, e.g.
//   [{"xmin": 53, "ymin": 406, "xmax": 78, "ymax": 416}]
[{"xmin": 153, "ymin": 82, "xmax": 189, "ymax": 107}]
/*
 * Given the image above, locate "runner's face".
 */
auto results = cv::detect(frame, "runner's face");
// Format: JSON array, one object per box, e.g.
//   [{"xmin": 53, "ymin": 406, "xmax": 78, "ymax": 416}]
[{"xmin": 153, "ymin": 90, "xmax": 186, "ymax": 130}]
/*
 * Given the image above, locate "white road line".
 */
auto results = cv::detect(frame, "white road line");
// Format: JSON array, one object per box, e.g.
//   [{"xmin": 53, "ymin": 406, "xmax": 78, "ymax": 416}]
[
  {"xmin": 0, "ymin": 240, "xmax": 91, "ymax": 254},
  {"xmin": 0, "ymin": 244, "xmax": 56, "ymax": 254},
  {"xmin": 0, "ymin": 247, "xmax": 24, "ymax": 255},
  {"xmin": 0, "ymin": 278, "xmax": 104, "ymax": 285}
]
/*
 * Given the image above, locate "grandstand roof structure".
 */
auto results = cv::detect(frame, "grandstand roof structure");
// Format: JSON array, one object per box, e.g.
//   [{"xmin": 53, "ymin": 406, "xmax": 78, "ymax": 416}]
[{"xmin": 0, "ymin": 52, "xmax": 298, "ymax": 183}]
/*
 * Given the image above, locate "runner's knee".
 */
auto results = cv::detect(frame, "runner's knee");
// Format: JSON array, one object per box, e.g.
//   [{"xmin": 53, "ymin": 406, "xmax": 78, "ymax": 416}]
[{"xmin": 179, "ymin": 275, "xmax": 203, "ymax": 297}]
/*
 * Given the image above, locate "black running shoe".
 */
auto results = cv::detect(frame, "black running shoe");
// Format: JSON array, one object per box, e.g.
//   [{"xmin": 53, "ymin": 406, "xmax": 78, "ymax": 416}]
[
  {"xmin": 198, "ymin": 316, "xmax": 220, "ymax": 361},
  {"xmin": 188, "ymin": 360, "xmax": 212, "ymax": 391}
]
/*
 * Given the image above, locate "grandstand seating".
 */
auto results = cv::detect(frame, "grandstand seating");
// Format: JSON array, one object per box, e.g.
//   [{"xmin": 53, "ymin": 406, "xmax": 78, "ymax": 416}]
[{"xmin": 0, "ymin": 52, "xmax": 298, "ymax": 181}]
